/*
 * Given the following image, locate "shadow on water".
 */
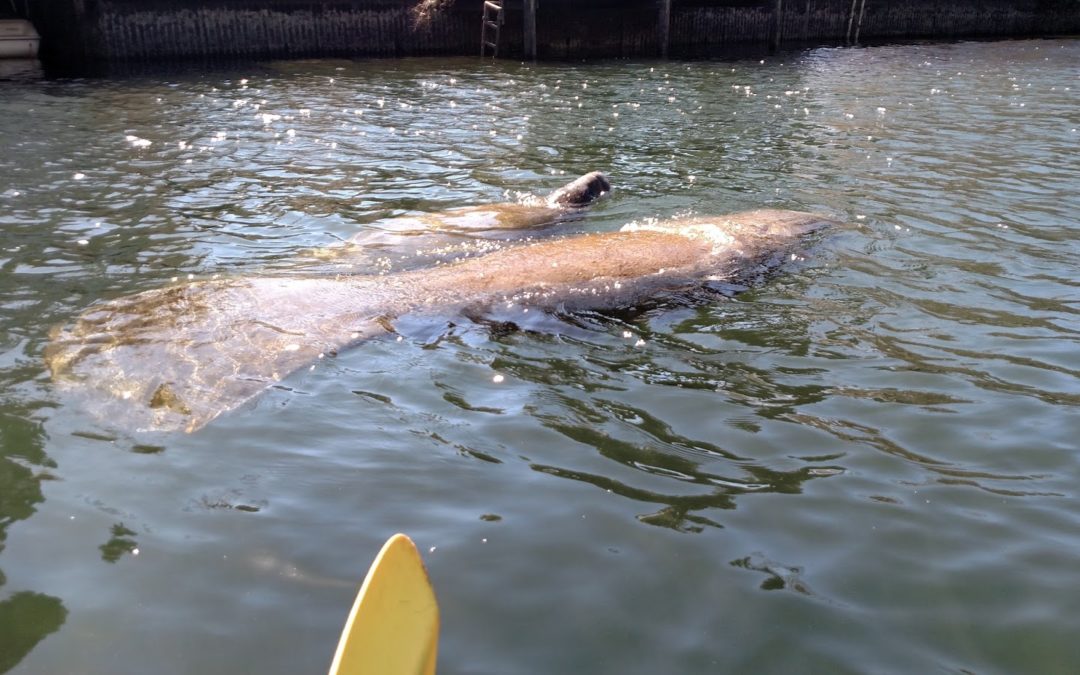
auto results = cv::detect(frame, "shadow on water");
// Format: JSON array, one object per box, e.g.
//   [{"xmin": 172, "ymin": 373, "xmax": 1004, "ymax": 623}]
[
  {"xmin": 529, "ymin": 413, "xmax": 839, "ymax": 533},
  {"xmin": 0, "ymin": 231, "xmax": 70, "ymax": 667},
  {"xmin": 98, "ymin": 523, "xmax": 140, "ymax": 564},
  {"xmin": 0, "ymin": 405, "xmax": 66, "ymax": 673},
  {"xmin": 0, "ymin": 107, "xmax": 221, "ymax": 666},
  {"xmin": 474, "ymin": 299, "xmax": 846, "ymax": 534}
]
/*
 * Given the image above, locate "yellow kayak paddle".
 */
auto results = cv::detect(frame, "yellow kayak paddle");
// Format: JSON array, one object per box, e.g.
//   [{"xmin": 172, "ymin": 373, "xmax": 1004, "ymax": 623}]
[{"xmin": 328, "ymin": 533, "xmax": 440, "ymax": 675}]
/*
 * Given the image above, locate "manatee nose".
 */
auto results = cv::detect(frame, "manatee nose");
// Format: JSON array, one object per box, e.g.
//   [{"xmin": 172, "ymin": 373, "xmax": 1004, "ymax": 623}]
[
  {"xmin": 586, "ymin": 171, "xmax": 612, "ymax": 196},
  {"xmin": 550, "ymin": 171, "xmax": 611, "ymax": 207}
]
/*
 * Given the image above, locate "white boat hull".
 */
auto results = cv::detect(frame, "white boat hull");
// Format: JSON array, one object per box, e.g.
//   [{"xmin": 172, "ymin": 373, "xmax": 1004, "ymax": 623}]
[{"xmin": 0, "ymin": 19, "xmax": 40, "ymax": 59}]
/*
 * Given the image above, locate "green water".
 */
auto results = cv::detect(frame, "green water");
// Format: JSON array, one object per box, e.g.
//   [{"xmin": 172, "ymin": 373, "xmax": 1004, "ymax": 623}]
[{"xmin": 1, "ymin": 39, "xmax": 1078, "ymax": 673}]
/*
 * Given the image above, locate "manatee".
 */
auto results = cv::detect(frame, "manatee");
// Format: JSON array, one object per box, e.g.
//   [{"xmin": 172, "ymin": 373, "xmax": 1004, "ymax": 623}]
[
  {"xmin": 303, "ymin": 171, "xmax": 611, "ymax": 272},
  {"xmin": 342, "ymin": 170, "xmax": 611, "ymax": 250},
  {"xmin": 45, "ymin": 209, "xmax": 831, "ymax": 433}
]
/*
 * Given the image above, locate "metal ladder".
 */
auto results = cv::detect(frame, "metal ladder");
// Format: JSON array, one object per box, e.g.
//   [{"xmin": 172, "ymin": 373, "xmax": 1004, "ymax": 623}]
[{"xmin": 480, "ymin": 0, "xmax": 504, "ymax": 58}]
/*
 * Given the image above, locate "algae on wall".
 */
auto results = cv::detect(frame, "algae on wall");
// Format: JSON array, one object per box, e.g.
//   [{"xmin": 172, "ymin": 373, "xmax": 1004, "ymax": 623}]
[
  {"xmin": 30, "ymin": 0, "xmax": 1080, "ymax": 65},
  {"xmin": 92, "ymin": 0, "xmax": 479, "ymax": 60}
]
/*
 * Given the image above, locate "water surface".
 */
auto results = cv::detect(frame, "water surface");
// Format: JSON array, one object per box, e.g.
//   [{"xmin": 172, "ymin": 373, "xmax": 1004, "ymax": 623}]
[{"xmin": 1, "ymin": 40, "xmax": 1078, "ymax": 673}]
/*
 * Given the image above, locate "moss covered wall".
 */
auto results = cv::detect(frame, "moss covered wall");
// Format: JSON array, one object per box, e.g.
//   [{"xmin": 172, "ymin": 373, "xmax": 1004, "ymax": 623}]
[{"xmin": 30, "ymin": 0, "xmax": 1080, "ymax": 64}]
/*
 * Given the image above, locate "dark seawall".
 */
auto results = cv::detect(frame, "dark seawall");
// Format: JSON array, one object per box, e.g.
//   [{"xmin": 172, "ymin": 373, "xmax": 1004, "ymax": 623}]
[{"xmin": 31, "ymin": 0, "xmax": 1080, "ymax": 65}]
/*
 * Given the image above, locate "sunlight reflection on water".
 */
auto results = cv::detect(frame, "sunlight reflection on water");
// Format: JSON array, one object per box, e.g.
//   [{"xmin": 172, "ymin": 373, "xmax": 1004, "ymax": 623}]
[{"xmin": 0, "ymin": 39, "xmax": 1078, "ymax": 675}]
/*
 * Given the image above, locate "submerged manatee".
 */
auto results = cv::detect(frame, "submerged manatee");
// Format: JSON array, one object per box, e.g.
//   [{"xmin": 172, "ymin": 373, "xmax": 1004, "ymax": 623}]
[{"xmin": 46, "ymin": 209, "xmax": 831, "ymax": 433}]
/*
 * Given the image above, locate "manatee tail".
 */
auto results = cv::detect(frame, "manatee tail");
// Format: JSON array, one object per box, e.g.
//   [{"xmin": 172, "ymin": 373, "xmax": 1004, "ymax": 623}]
[
  {"xmin": 46, "ymin": 277, "xmax": 395, "ymax": 433},
  {"xmin": 547, "ymin": 171, "xmax": 611, "ymax": 207}
]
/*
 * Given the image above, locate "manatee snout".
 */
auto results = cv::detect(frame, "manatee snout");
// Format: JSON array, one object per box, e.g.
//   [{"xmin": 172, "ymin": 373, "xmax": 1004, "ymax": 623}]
[{"xmin": 548, "ymin": 171, "xmax": 611, "ymax": 207}]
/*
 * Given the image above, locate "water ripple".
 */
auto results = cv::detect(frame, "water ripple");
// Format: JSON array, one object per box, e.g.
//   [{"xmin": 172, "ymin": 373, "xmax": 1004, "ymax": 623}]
[{"xmin": 1, "ymin": 39, "xmax": 1079, "ymax": 675}]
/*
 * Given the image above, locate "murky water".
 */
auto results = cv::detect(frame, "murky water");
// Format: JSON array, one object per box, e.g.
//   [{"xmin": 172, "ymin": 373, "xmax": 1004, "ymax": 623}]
[{"xmin": 1, "ymin": 39, "xmax": 1078, "ymax": 674}]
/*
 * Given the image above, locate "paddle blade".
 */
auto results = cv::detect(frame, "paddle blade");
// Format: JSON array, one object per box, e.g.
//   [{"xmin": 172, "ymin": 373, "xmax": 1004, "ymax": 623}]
[{"xmin": 328, "ymin": 534, "xmax": 439, "ymax": 675}]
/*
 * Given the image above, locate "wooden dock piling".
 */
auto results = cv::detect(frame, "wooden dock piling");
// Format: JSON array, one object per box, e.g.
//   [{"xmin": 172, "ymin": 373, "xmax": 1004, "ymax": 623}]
[
  {"xmin": 659, "ymin": 0, "xmax": 671, "ymax": 58},
  {"xmin": 771, "ymin": 0, "xmax": 783, "ymax": 53},
  {"xmin": 523, "ymin": 0, "xmax": 537, "ymax": 60}
]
